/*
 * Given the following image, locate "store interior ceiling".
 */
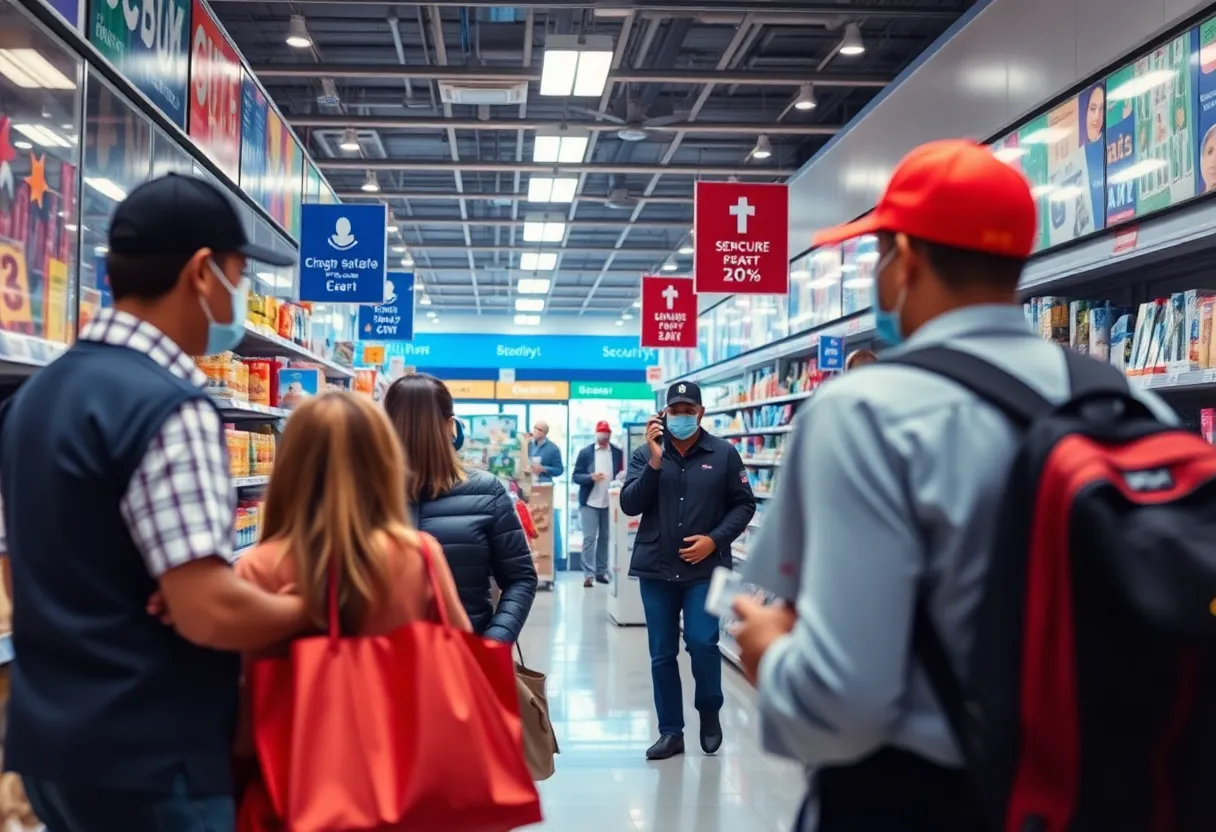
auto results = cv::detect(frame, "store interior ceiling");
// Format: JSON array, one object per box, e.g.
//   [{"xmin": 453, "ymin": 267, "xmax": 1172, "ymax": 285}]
[{"xmin": 212, "ymin": 0, "xmax": 978, "ymax": 323}]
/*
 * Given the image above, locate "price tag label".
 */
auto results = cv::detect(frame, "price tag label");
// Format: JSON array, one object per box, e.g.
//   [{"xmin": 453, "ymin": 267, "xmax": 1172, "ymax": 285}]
[{"xmin": 362, "ymin": 343, "xmax": 386, "ymax": 366}]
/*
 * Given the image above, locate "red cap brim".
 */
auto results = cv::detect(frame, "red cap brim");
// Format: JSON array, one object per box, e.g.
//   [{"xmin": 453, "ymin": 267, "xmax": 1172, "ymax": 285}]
[{"xmin": 810, "ymin": 210, "xmax": 885, "ymax": 248}]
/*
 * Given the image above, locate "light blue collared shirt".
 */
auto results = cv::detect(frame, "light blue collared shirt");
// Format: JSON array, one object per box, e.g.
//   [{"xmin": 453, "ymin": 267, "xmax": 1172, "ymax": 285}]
[{"xmin": 744, "ymin": 305, "xmax": 1175, "ymax": 824}]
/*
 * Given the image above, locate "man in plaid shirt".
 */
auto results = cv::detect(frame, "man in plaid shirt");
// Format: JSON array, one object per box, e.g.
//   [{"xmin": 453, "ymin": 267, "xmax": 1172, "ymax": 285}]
[{"xmin": 0, "ymin": 175, "xmax": 307, "ymax": 831}]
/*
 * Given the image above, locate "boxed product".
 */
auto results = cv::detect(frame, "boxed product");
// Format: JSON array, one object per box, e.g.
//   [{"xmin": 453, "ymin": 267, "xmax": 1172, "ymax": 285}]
[
  {"xmin": 278, "ymin": 367, "xmax": 324, "ymax": 409},
  {"xmin": 1200, "ymin": 298, "xmax": 1216, "ymax": 369},
  {"xmin": 1185, "ymin": 290, "xmax": 1216, "ymax": 369},
  {"xmin": 1202, "ymin": 409, "xmax": 1215, "ymax": 445},
  {"xmin": 1089, "ymin": 304, "xmax": 1112, "ymax": 362},
  {"xmin": 1069, "ymin": 300, "xmax": 1090, "ymax": 355},
  {"xmin": 1037, "ymin": 297, "xmax": 1069, "ymax": 345},
  {"xmin": 242, "ymin": 359, "xmax": 272, "ymax": 406},
  {"xmin": 1110, "ymin": 313, "xmax": 1135, "ymax": 373},
  {"xmin": 225, "ymin": 426, "xmax": 251, "ymax": 477},
  {"xmin": 1160, "ymin": 293, "xmax": 1188, "ymax": 369}
]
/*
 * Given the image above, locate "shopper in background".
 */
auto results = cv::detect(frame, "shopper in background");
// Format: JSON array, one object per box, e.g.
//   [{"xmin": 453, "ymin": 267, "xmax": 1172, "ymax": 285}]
[
  {"xmin": 527, "ymin": 421, "xmax": 564, "ymax": 484},
  {"xmin": 0, "ymin": 174, "xmax": 304, "ymax": 832},
  {"xmin": 845, "ymin": 348, "xmax": 878, "ymax": 370},
  {"xmin": 384, "ymin": 374, "xmax": 537, "ymax": 642},
  {"xmin": 571, "ymin": 420, "xmax": 624, "ymax": 588},
  {"xmin": 234, "ymin": 392, "xmax": 471, "ymax": 830},
  {"xmin": 733, "ymin": 139, "xmax": 1177, "ymax": 831},
  {"xmin": 621, "ymin": 382, "xmax": 756, "ymax": 761}
]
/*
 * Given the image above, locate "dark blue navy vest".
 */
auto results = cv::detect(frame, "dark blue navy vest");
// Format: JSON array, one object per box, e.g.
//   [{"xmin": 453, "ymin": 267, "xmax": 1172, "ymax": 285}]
[{"xmin": 2, "ymin": 341, "xmax": 240, "ymax": 795}]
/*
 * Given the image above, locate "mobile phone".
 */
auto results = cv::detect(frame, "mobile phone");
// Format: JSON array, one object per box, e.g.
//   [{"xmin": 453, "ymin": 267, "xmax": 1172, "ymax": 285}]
[{"xmin": 705, "ymin": 566, "xmax": 746, "ymax": 619}]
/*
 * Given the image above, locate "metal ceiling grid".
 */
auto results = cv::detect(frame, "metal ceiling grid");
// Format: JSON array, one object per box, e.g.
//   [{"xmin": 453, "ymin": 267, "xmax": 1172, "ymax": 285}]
[{"xmin": 211, "ymin": 0, "xmax": 978, "ymax": 320}]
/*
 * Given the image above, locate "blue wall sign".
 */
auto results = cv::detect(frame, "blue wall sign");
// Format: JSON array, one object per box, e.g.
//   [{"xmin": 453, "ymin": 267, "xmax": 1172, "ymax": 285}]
[
  {"xmin": 298, "ymin": 203, "xmax": 387, "ymax": 303},
  {"xmin": 356, "ymin": 272, "xmax": 414, "ymax": 341},
  {"xmin": 360, "ymin": 334, "xmax": 658, "ymax": 372},
  {"xmin": 818, "ymin": 334, "xmax": 844, "ymax": 371}
]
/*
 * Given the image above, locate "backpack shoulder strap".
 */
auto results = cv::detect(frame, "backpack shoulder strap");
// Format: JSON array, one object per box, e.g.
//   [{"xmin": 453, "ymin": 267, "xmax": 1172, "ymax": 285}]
[
  {"xmin": 912, "ymin": 599, "xmax": 976, "ymax": 768},
  {"xmin": 1061, "ymin": 348, "xmax": 1130, "ymax": 399},
  {"xmin": 883, "ymin": 346, "xmax": 1053, "ymax": 427}
]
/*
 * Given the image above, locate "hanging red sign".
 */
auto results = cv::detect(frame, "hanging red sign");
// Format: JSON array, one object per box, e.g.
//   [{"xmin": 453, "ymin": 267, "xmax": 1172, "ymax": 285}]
[
  {"xmin": 694, "ymin": 181, "xmax": 789, "ymax": 295},
  {"xmin": 640, "ymin": 275, "xmax": 697, "ymax": 348},
  {"xmin": 189, "ymin": 0, "xmax": 242, "ymax": 180}
]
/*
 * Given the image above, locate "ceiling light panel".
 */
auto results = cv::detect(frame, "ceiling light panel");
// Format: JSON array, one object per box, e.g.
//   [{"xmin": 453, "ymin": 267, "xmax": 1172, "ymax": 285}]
[
  {"xmin": 517, "ymin": 278, "xmax": 552, "ymax": 294},
  {"xmin": 523, "ymin": 219, "xmax": 566, "ymax": 243},
  {"xmin": 514, "ymin": 314, "xmax": 541, "ymax": 326},
  {"xmin": 531, "ymin": 131, "xmax": 589, "ymax": 164},
  {"xmin": 515, "ymin": 298, "xmax": 545, "ymax": 312},
  {"xmin": 519, "ymin": 252, "xmax": 558, "ymax": 271},
  {"xmin": 0, "ymin": 49, "xmax": 76, "ymax": 90},
  {"xmin": 527, "ymin": 176, "xmax": 579, "ymax": 203},
  {"xmin": 540, "ymin": 35, "xmax": 614, "ymax": 98}
]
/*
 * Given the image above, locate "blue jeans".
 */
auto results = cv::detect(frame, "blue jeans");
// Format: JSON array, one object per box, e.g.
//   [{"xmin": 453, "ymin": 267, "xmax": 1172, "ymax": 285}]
[
  {"xmin": 23, "ymin": 774, "xmax": 234, "ymax": 832},
  {"xmin": 580, "ymin": 505, "xmax": 610, "ymax": 578},
  {"xmin": 639, "ymin": 578, "xmax": 724, "ymax": 737}
]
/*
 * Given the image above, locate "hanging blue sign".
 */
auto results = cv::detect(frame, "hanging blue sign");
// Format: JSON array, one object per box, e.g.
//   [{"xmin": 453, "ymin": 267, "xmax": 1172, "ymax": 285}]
[
  {"xmin": 298, "ymin": 203, "xmax": 387, "ymax": 303},
  {"xmin": 356, "ymin": 272, "xmax": 414, "ymax": 341},
  {"xmin": 818, "ymin": 334, "xmax": 844, "ymax": 371}
]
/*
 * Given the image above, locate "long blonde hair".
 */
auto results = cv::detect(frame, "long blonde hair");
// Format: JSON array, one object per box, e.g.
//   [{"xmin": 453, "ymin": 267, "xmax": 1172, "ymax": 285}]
[{"xmin": 259, "ymin": 391, "xmax": 415, "ymax": 634}]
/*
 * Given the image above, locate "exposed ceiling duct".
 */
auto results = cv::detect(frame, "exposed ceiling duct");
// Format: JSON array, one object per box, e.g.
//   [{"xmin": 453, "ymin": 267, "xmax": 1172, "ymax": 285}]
[
  {"xmin": 317, "ymin": 159, "xmax": 796, "ymax": 176},
  {"xmin": 292, "ymin": 115, "xmax": 840, "ymax": 136}
]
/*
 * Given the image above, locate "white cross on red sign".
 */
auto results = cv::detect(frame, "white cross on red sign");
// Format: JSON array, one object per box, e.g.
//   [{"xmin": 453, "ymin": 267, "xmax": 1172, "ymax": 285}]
[
  {"xmin": 640, "ymin": 275, "xmax": 697, "ymax": 349},
  {"xmin": 694, "ymin": 181, "xmax": 789, "ymax": 296}
]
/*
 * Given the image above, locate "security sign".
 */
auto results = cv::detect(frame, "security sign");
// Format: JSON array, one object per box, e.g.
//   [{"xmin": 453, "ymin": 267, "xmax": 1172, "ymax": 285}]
[
  {"xmin": 356, "ymin": 272, "xmax": 415, "ymax": 341},
  {"xmin": 694, "ymin": 181, "xmax": 789, "ymax": 295},
  {"xmin": 641, "ymin": 275, "xmax": 697, "ymax": 349}
]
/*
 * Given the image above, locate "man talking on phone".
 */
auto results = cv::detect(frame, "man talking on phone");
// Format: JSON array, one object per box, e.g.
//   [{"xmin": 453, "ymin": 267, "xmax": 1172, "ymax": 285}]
[{"xmin": 620, "ymin": 381, "xmax": 756, "ymax": 760}]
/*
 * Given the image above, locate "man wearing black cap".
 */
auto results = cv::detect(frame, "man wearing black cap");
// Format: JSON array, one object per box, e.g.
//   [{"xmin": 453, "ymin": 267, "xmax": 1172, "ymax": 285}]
[
  {"xmin": 620, "ymin": 381, "xmax": 756, "ymax": 760},
  {"xmin": 0, "ymin": 174, "xmax": 307, "ymax": 831}
]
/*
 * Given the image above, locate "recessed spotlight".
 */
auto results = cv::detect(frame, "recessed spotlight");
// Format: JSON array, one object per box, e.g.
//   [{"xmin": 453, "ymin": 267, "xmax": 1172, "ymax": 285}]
[
  {"xmin": 339, "ymin": 128, "xmax": 360, "ymax": 152},
  {"xmin": 678, "ymin": 243, "xmax": 694, "ymax": 255},
  {"xmin": 751, "ymin": 135, "xmax": 773, "ymax": 160},
  {"xmin": 361, "ymin": 171, "xmax": 380, "ymax": 193},
  {"xmin": 661, "ymin": 256, "xmax": 678, "ymax": 272},
  {"xmin": 839, "ymin": 22, "xmax": 865, "ymax": 56},
  {"xmin": 794, "ymin": 84, "xmax": 818, "ymax": 111},
  {"xmin": 286, "ymin": 14, "xmax": 312, "ymax": 49}
]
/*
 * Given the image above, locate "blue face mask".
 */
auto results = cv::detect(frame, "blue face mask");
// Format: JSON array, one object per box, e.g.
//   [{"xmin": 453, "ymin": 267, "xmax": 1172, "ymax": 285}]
[
  {"xmin": 201, "ymin": 260, "xmax": 249, "ymax": 355},
  {"xmin": 872, "ymin": 249, "xmax": 906, "ymax": 347},
  {"xmin": 666, "ymin": 414, "xmax": 699, "ymax": 440}
]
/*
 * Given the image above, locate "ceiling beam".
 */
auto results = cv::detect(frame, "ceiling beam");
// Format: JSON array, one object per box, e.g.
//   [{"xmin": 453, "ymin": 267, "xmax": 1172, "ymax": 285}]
[
  {"xmin": 389, "ymin": 217, "xmax": 689, "ymax": 228},
  {"xmin": 408, "ymin": 244, "xmax": 674, "ymax": 254},
  {"xmin": 292, "ymin": 115, "xmax": 840, "ymax": 136},
  {"xmin": 212, "ymin": 0, "xmax": 961, "ymax": 18},
  {"xmin": 334, "ymin": 190, "xmax": 694, "ymax": 204},
  {"xmin": 320, "ymin": 160, "xmax": 794, "ymax": 176},
  {"xmin": 249, "ymin": 64, "xmax": 892, "ymax": 88}
]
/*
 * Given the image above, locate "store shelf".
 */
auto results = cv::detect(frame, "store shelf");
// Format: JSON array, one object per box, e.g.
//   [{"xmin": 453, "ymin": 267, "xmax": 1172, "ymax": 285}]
[
  {"xmin": 0, "ymin": 332, "xmax": 68, "ymax": 377},
  {"xmin": 719, "ymin": 425, "xmax": 795, "ymax": 439},
  {"xmin": 0, "ymin": 632, "xmax": 11, "ymax": 665},
  {"xmin": 212, "ymin": 397, "xmax": 290, "ymax": 422},
  {"xmin": 703, "ymin": 390, "xmax": 813, "ymax": 416},
  {"xmin": 753, "ymin": 491, "xmax": 776, "ymax": 500},
  {"xmin": 239, "ymin": 324, "xmax": 354, "ymax": 380},
  {"xmin": 741, "ymin": 458, "xmax": 781, "ymax": 468},
  {"xmin": 1127, "ymin": 368, "xmax": 1216, "ymax": 395},
  {"xmin": 233, "ymin": 475, "xmax": 270, "ymax": 489}
]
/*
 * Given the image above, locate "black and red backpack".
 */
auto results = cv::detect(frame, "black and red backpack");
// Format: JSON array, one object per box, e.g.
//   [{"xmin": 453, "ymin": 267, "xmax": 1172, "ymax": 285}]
[{"xmin": 888, "ymin": 346, "xmax": 1216, "ymax": 832}]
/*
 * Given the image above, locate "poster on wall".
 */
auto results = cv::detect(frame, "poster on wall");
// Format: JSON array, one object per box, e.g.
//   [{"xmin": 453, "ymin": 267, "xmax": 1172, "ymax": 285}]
[
  {"xmin": 1043, "ymin": 85, "xmax": 1105, "ymax": 248},
  {"xmin": 286, "ymin": 136, "xmax": 303, "ymax": 238},
  {"xmin": 89, "ymin": 0, "xmax": 191, "ymax": 128},
  {"xmin": 239, "ymin": 72, "xmax": 268, "ymax": 210},
  {"xmin": 188, "ymin": 0, "xmax": 241, "ymax": 180},
  {"xmin": 1106, "ymin": 30, "xmax": 1198, "ymax": 220},
  {"xmin": 1196, "ymin": 17, "xmax": 1216, "ymax": 196},
  {"xmin": 1013, "ymin": 116, "xmax": 1052, "ymax": 252}
]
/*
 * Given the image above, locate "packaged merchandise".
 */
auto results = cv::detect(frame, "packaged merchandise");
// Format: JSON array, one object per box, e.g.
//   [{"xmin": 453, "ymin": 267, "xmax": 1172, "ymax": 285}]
[
  {"xmin": 242, "ymin": 359, "xmax": 272, "ymax": 406},
  {"xmin": 1110, "ymin": 313, "xmax": 1135, "ymax": 373},
  {"xmin": 1203, "ymin": 409, "xmax": 1215, "ymax": 445},
  {"xmin": 1201, "ymin": 298, "xmax": 1216, "ymax": 370},
  {"xmin": 278, "ymin": 367, "xmax": 324, "ymax": 409},
  {"xmin": 1088, "ymin": 304, "xmax": 1112, "ymax": 362},
  {"xmin": 225, "ymin": 426, "xmax": 251, "ymax": 477},
  {"xmin": 1160, "ymin": 293, "xmax": 1188, "ymax": 368},
  {"xmin": 1037, "ymin": 297, "xmax": 1069, "ymax": 345},
  {"xmin": 1069, "ymin": 300, "xmax": 1090, "ymax": 355},
  {"xmin": 353, "ymin": 369, "xmax": 377, "ymax": 397},
  {"xmin": 1184, "ymin": 290, "xmax": 1216, "ymax": 369}
]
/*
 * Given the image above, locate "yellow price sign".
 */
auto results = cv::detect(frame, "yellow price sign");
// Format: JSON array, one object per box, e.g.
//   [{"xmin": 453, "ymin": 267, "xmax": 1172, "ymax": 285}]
[
  {"xmin": 45, "ymin": 258, "xmax": 68, "ymax": 343},
  {"xmin": 0, "ymin": 242, "xmax": 33, "ymax": 329},
  {"xmin": 362, "ymin": 343, "xmax": 386, "ymax": 366}
]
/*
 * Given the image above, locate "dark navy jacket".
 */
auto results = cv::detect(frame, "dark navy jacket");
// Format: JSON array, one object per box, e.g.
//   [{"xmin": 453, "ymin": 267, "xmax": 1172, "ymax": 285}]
[
  {"xmin": 620, "ymin": 429, "xmax": 756, "ymax": 583},
  {"xmin": 571, "ymin": 442, "xmax": 625, "ymax": 507},
  {"xmin": 2, "ymin": 343, "xmax": 240, "ymax": 795}
]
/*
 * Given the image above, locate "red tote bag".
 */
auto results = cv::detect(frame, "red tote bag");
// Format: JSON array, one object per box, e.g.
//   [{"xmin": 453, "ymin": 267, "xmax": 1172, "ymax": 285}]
[{"xmin": 243, "ymin": 537, "xmax": 543, "ymax": 832}]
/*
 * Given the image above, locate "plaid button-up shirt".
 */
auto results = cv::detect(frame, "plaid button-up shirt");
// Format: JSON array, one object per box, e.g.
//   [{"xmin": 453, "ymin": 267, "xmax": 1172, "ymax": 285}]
[{"xmin": 0, "ymin": 309, "xmax": 235, "ymax": 575}]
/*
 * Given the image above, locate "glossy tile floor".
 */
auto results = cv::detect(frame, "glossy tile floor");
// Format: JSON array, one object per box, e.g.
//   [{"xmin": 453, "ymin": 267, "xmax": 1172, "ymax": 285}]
[{"xmin": 517, "ymin": 574, "xmax": 805, "ymax": 832}]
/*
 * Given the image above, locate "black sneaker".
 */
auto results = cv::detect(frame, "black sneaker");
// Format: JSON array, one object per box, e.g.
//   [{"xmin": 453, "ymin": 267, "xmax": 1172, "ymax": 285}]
[
  {"xmin": 645, "ymin": 734, "xmax": 685, "ymax": 761},
  {"xmin": 584, "ymin": 577, "xmax": 594, "ymax": 588},
  {"xmin": 700, "ymin": 711, "xmax": 723, "ymax": 755},
  {"xmin": 596, "ymin": 574, "xmax": 610, "ymax": 584}
]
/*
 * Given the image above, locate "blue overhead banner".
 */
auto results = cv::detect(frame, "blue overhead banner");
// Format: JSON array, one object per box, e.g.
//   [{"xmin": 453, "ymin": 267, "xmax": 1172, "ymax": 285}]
[
  {"xmin": 298, "ymin": 203, "xmax": 387, "ymax": 303},
  {"xmin": 363, "ymin": 334, "xmax": 658, "ymax": 372},
  {"xmin": 357, "ymin": 272, "xmax": 414, "ymax": 341}
]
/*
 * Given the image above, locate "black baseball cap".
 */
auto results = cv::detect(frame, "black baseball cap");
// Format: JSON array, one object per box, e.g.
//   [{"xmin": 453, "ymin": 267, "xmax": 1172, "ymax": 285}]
[
  {"xmin": 108, "ymin": 173, "xmax": 296, "ymax": 267},
  {"xmin": 666, "ymin": 381, "xmax": 702, "ymax": 407}
]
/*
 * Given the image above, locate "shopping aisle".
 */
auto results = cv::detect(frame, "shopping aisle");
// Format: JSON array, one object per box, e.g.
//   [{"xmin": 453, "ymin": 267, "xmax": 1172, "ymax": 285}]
[{"xmin": 517, "ymin": 575, "xmax": 804, "ymax": 832}]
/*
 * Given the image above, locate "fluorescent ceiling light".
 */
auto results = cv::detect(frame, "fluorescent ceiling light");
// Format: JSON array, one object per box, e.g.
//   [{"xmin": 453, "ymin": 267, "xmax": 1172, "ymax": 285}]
[
  {"xmin": 751, "ymin": 134, "xmax": 773, "ymax": 160},
  {"xmin": 527, "ymin": 176, "xmax": 579, "ymax": 203},
  {"xmin": 392, "ymin": 245, "xmax": 406, "ymax": 253},
  {"xmin": 519, "ymin": 252, "xmax": 558, "ymax": 271},
  {"xmin": 540, "ymin": 35, "xmax": 614, "ymax": 97},
  {"xmin": 12, "ymin": 140, "xmax": 31, "ymax": 150},
  {"xmin": 838, "ymin": 22, "xmax": 865, "ymax": 56},
  {"xmin": 532, "ymin": 130, "xmax": 590, "ymax": 164},
  {"xmin": 678, "ymin": 243, "xmax": 694, "ymax": 255},
  {"xmin": 361, "ymin": 171, "xmax": 380, "ymax": 192},
  {"xmin": 339, "ymin": 128, "xmax": 360, "ymax": 152},
  {"xmin": 522, "ymin": 218, "xmax": 566, "ymax": 243},
  {"xmin": 426, "ymin": 310, "xmax": 437, "ymax": 318},
  {"xmin": 517, "ymin": 277, "xmax": 552, "ymax": 294},
  {"xmin": 992, "ymin": 146, "xmax": 1027, "ymax": 163},
  {"xmin": 1020, "ymin": 126, "xmax": 1070, "ymax": 145},
  {"xmin": 85, "ymin": 177, "xmax": 128, "ymax": 202},
  {"xmin": 1108, "ymin": 158, "xmax": 1167, "ymax": 185},
  {"xmin": 794, "ymin": 84, "xmax": 817, "ymax": 111},
  {"xmin": 621, "ymin": 312, "xmax": 634, "ymax": 320},
  {"xmin": 615, "ymin": 319, "xmax": 624, "ymax": 326},
  {"xmin": 387, "ymin": 224, "xmax": 399, "ymax": 234},
  {"xmin": 401, "ymin": 256, "xmax": 414, "ymax": 268},
  {"xmin": 661, "ymin": 256, "xmax": 678, "ymax": 271},
  {"xmin": 1108, "ymin": 69, "xmax": 1175, "ymax": 102},
  {"xmin": 0, "ymin": 49, "xmax": 76, "ymax": 90},
  {"xmin": 286, "ymin": 15, "xmax": 312, "ymax": 49},
  {"xmin": 14, "ymin": 122, "xmax": 71, "ymax": 148},
  {"xmin": 514, "ymin": 314, "xmax": 541, "ymax": 326},
  {"xmin": 419, "ymin": 295, "xmax": 432, "ymax": 306},
  {"xmin": 515, "ymin": 297, "xmax": 546, "ymax": 312}
]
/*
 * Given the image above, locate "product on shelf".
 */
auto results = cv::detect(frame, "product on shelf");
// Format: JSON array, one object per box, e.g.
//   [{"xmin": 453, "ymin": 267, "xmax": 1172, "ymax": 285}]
[
  {"xmin": 278, "ymin": 366, "xmax": 325, "ymax": 409},
  {"xmin": 226, "ymin": 425, "xmax": 251, "ymax": 477},
  {"xmin": 235, "ymin": 497, "xmax": 264, "ymax": 551},
  {"xmin": 243, "ymin": 358, "xmax": 272, "ymax": 406}
]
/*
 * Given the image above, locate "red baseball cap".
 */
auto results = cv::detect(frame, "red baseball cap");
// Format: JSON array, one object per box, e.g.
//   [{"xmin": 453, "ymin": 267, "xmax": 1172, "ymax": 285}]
[
  {"xmin": 595, "ymin": 421, "xmax": 611, "ymax": 434},
  {"xmin": 812, "ymin": 139, "xmax": 1037, "ymax": 258}
]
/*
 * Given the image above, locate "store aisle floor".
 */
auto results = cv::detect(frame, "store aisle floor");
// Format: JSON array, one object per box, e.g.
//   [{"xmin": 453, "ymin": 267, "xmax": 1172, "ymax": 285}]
[{"xmin": 517, "ymin": 575, "xmax": 805, "ymax": 832}]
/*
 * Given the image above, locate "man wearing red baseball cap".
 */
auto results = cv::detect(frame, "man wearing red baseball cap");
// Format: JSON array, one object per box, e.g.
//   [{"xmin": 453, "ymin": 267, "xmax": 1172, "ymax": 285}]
[
  {"xmin": 731, "ymin": 140, "xmax": 1174, "ymax": 830},
  {"xmin": 571, "ymin": 421, "xmax": 624, "ymax": 588}
]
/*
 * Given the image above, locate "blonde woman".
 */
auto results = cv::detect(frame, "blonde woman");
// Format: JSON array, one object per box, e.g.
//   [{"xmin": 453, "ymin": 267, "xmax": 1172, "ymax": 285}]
[{"xmin": 234, "ymin": 392, "xmax": 470, "ymax": 828}]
